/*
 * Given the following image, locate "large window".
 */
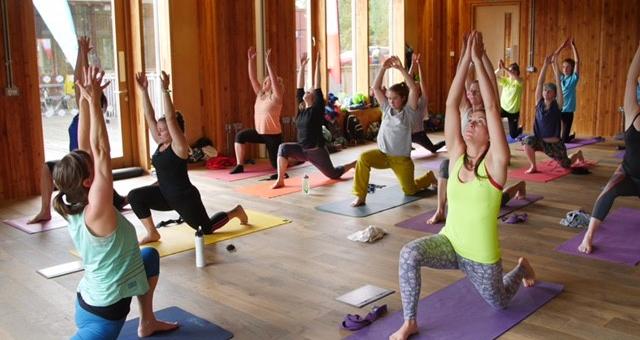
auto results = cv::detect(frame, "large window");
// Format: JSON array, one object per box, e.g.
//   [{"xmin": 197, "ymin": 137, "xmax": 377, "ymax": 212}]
[
  {"xmin": 368, "ymin": 0, "xmax": 390, "ymax": 88},
  {"xmin": 34, "ymin": 0, "xmax": 123, "ymax": 161},
  {"xmin": 295, "ymin": 0, "xmax": 312, "ymax": 89},
  {"xmin": 327, "ymin": 0, "xmax": 353, "ymax": 97}
]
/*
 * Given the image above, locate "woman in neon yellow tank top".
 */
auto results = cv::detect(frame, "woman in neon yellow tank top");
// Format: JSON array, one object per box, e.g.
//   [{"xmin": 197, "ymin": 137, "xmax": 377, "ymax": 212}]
[
  {"xmin": 53, "ymin": 66, "xmax": 178, "ymax": 339},
  {"xmin": 390, "ymin": 32, "xmax": 536, "ymax": 340}
]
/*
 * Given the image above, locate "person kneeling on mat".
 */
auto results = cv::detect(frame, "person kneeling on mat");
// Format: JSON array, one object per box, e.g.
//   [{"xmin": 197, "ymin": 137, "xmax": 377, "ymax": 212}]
[
  {"xmin": 272, "ymin": 51, "xmax": 356, "ymax": 189},
  {"xmin": 129, "ymin": 71, "xmax": 248, "ymax": 244},
  {"xmin": 522, "ymin": 53, "xmax": 584, "ymax": 174},
  {"xmin": 391, "ymin": 32, "xmax": 535, "ymax": 340},
  {"xmin": 351, "ymin": 56, "xmax": 437, "ymax": 207},
  {"xmin": 578, "ymin": 40, "xmax": 640, "ymax": 254},
  {"xmin": 230, "ymin": 47, "xmax": 284, "ymax": 175},
  {"xmin": 55, "ymin": 66, "xmax": 177, "ymax": 339},
  {"xmin": 426, "ymin": 158, "xmax": 527, "ymax": 224}
]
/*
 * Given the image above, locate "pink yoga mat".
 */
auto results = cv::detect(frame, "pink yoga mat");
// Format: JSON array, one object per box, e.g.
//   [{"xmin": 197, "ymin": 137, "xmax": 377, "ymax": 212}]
[
  {"xmin": 395, "ymin": 194, "xmax": 543, "ymax": 233},
  {"xmin": 200, "ymin": 162, "xmax": 276, "ymax": 181},
  {"xmin": 4, "ymin": 208, "xmax": 133, "ymax": 234},
  {"xmin": 555, "ymin": 208, "xmax": 640, "ymax": 266},
  {"xmin": 508, "ymin": 160, "xmax": 596, "ymax": 183},
  {"xmin": 235, "ymin": 170, "xmax": 353, "ymax": 199},
  {"xmin": 346, "ymin": 279, "xmax": 563, "ymax": 340}
]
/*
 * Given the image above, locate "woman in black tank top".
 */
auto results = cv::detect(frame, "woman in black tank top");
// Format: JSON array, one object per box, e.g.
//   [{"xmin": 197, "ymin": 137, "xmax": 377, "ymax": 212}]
[
  {"xmin": 128, "ymin": 71, "xmax": 248, "ymax": 244},
  {"xmin": 579, "ymin": 42, "xmax": 640, "ymax": 254}
]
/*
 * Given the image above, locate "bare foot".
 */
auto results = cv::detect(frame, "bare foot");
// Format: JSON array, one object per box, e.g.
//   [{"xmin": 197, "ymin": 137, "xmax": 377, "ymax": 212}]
[
  {"xmin": 271, "ymin": 179, "xmax": 285, "ymax": 189},
  {"xmin": 234, "ymin": 205, "xmax": 249, "ymax": 225},
  {"xmin": 518, "ymin": 257, "xmax": 536, "ymax": 287},
  {"xmin": 351, "ymin": 196, "xmax": 366, "ymax": 207},
  {"xmin": 578, "ymin": 233, "xmax": 593, "ymax": 254},
  {"xmin": 343, "ymin": 160, "xmax": 357, "ymax": 172},
  {"xmin": 389, "ymin": 320, "xmax": 418, "ymax": 340},
  {"xmin": 138, "ymin": 319, "xmax": 179, "ymax": 337},
  {"xmin": 139, "ymin": 231, "xmax": 161, "ymax": 245},
  {"xmin": 27, "ymin": 211, "xmax": 51, "ymax": 224},
  {"xmin": 524, "ymin": 166, "xmax": 538, "ymax": 174},
  {"xmin": 426, "ymin": 210, "xmax": 445, "ymax": 224}
]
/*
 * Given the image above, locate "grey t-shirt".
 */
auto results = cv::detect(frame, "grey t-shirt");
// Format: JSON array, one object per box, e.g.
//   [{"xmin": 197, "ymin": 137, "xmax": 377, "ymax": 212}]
[
  {"xmin": 412, "ymin": 96, "xmax": 428, "ymax": 133},
  {"xmin": 377, "ymin": 100, "xmax": 416, "ymax": 157}
]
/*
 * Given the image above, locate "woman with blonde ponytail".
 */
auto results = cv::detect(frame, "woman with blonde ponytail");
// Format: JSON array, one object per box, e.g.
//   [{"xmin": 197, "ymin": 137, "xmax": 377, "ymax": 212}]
[{"xmin": 53, "ymin": 66, "xmax": 177, "ymax": 339}]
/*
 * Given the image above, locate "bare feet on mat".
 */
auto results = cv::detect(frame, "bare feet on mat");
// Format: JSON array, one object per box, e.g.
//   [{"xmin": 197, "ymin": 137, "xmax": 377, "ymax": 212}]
[
  {"xmin": 524, "ymin": 166, "xmax": 538, "ymax": 174},
  {"xmin": 271, "ymin": 179, "xmax": 285, "ymax": 189},
  {"xmin": 389, "ymin": 319, "xmax": 418, "ymax": 340},
  {"xmin": 234, "ymin": 205, "xmax": 249, "ymax": 225},
  {"xmin": 426, "ymin": 210, "xmax": 445, "ymax": 224},
  {"xmin": 28, "ymin": 211, "xmax": 51, "ymax": 224},
  {"xmin": 519, "ymin": 257, "xmax": 536, "ymax": 287},
  {"xmin": 578, "ymin": 233, "xmax": 593, "ymax": 254},
  {"xmin": 351, "ymin": 196, "xmax": 366, "ymax": 207},
  {"xmin": 138, "ymin": 319, "xmax": 179, "ymax": 337},
  {"xmin": 139, "ymin": 230, "xmax": 161, "ymax": 245}
]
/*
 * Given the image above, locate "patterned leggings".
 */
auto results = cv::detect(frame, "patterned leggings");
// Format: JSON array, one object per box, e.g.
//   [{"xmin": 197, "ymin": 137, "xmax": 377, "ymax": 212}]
[{"xmin": 399, "ymin": 234, "xmax": 525, "ymax": 320}]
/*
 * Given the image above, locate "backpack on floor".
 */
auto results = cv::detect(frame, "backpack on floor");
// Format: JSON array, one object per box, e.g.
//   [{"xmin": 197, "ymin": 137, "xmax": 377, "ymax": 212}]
[{"xmin": 345, "ymin": 114, "xmax": 364, "ymax": 143}]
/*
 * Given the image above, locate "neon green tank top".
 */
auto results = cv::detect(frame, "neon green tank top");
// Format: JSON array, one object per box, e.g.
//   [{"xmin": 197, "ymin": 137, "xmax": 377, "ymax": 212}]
[
  {"xmin": 440, "ymin": 156, "xmax": 502, "ymax": 264},
  {"xmin": 68, "ymin": 209, "xmax": 149, "ymax": 306}
]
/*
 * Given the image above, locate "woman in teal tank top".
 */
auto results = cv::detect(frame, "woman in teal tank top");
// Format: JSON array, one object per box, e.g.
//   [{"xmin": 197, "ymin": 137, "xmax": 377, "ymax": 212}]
[
  {"xmin": 53, "ymin": 66, "xmax": 178, "ymax": 339},
  {"xmin": 390, "ymin": 32, "xmax": 536, "ymax": 340}
]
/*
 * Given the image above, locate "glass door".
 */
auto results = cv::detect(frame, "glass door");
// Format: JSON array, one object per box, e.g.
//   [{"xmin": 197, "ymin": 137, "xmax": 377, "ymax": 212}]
[{"xmin": 33, "ymin": 0, "xmax": 131, "ymax": 167}]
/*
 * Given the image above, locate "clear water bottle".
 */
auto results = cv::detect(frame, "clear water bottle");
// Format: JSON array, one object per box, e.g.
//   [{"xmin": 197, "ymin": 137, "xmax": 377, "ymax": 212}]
[
  {"xmin": 195, "ymin": 227, "xmax": 205, "ymax": 268},
  {"xmin": 302, "ymin": 174, "xmax": 310, "ymax": 195}
]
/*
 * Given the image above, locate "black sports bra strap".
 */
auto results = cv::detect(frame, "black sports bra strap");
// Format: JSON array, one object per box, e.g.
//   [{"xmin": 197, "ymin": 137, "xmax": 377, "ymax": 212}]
[{"xmin": 632, "ymin": 112, "xmax": 640, "ymax": 125}]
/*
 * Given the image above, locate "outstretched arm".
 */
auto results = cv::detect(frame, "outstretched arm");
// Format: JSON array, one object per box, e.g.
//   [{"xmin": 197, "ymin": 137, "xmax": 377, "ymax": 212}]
[
  {"xmin": 76, "ymin": 37, "xmax": 92, "ymax": 153},
  {"xmin": 535, "ymin": 55, "xmax": 551, "ymax": 103},
  {"xmin": 76, "ymin": 66, "xmax": 116, "ymax": 237},
  {"xmin": 265, "ymin": 49, "xmax": 283, "ymax": 99},
  {"xmin": 390, "ymin": 56, "xmax": 419, "ymax": 111},
  {"xmin": 481, "ymin": 50, "xmax": 500, "ymax": 102},
  {"xmin": 159, "ymin": 71, "xmax": 189, "ymax": 159},
  {"xmin": 248, "ymin": 47, "xmax": 261, "ymax": 95},
  {"xmin": 552, "ymin": 55, "xmax": 563, "ymax": 109},
  {"xmin": 553, "ymin": 37, "xmax": 570, "ymax": 57},
  {"xmin": 297, "ymin": 52, "xmax": 308, "ymax": 89},
  {"xmin": 416, "ymin": 54, "xmax": 428, "ymax": 106},
  {"xmin": 313, "ymin": 51, "xmax": 321, "ymax": 90},
  {"xmin": 472, "ymin": 33, "xmax": 508, "ymax": 183},
  {"xmin": 372, "ymin": 58, "xmax": 393, "ymax": 108},
  {"xmin": 624, "ymin": 41, "xmax": 640, "ymax": 127},
  {"xmin": 446, "ymin": 32, "xmax": 474, "ymax": 162},
  {"xmin": 134, "ymin": 72, "xmax": 160, "ymax": 144},
  {"xmin": 570, "ymin": 38, "xmax": 580, "ymax": 75}
]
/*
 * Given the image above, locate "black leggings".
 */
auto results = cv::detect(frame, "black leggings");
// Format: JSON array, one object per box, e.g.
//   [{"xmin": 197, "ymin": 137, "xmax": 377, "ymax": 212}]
[
  {"xmin": 500, "ymin": 109, "xmax": 522, "ymax": 139},
  {"xmin": 561, "ymin": 112, "xmax": 574, "ymax": 142},
  {"xmin": 591, "ymin": 165, "xmax": 640, "ymax": 221},
  {"xmin": 411, "ymin": 132, "xmax": 445, "ymax": 153},
  {"xmin": 128, "ymin": 185, "xmax": 229, "ymax": 234},
  {"xmin": 235, "ymin": 128, "xmax": 282, "ymax": 169},
  {"xmin": 278, "ymin": 143, "xmax": 345, "ymax": 179}
]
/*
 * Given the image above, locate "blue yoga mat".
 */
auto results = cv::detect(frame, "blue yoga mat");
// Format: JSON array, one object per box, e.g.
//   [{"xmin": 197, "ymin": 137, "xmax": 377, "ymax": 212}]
[
  {"xmin": 346, "ymin": 279, "xmax": 563, "ymax": 340},
  {"xmin": 315, "ymin": 186, "xmax": 435, "ymax": 217},
  {"xmin": 118, "ymin": 306, "xmax": 233, "ymax": 339}
]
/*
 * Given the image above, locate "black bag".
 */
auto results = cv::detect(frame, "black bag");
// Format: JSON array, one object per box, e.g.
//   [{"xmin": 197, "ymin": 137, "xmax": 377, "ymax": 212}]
[{"xmin": 344, "ymin": 114, "xmax": 364, "ymax": 143}]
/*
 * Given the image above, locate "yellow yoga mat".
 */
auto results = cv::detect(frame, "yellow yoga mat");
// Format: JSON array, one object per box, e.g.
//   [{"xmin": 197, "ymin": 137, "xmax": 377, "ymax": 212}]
[{"xmin": 71, "ymin": 210, "xmax": 291, "ymax": 258}]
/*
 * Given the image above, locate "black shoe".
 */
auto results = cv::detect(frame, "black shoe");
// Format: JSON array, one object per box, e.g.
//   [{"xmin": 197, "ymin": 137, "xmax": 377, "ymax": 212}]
[
  {"xmin": 229, "ymin": 164, "xmax": 244, "ymax": 174},
  {"xmin": 433, "ymin": 141, "xmax": 446, "ymax": 151}
]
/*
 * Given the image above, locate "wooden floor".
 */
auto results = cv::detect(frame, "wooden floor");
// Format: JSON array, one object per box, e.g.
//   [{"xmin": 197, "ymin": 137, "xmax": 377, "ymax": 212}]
[{"xmin": 1, "ymin": 134, "xmax": 639, "ymax": 339}]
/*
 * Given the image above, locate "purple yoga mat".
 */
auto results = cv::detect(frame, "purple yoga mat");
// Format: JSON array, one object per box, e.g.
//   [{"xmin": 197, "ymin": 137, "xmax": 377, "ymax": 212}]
[
  {"xmin": 395, "ymin": 195, "xmax": 543, "ymax": 233},
  {"xmin": 615, "ymin": 150, "xmax": 625, "ymax": 159},
  {"xmin": 564, "ymin": 137, "xmax": 604, "ymax": 150},
  {"xmin": 346, "ymin": 279, "xmax": 563, "ymax": 340},
  {"xmin": 555, "ymin": 207, "xmax": 640, "ymax": 266},
  {"xmin": 3, "ymin": 215, "xmax": 67, "ymax": 234}
]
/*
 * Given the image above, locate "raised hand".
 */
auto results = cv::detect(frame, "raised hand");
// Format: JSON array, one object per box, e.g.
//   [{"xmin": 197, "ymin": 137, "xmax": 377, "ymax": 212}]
[
  {"xmin": 135, "ymin": 72, "xmax": 148, "ymax": 90},
  {"xmin": 545, "ymin": 54, "xmax": 553, "ymax": 65},
  {"xmin": 389, "ymin": 56, "xmax": 404, "ymax": 69},
  {"xmin": 300, "ymin": 52, "xmax": 309, "ymax": 67},
  {"xmin": 160, "ymin": 71, "xmax": 170, "ymax": 90},
  {"xmin": 499, "ymin": 59, "xmax": 505, "ymax": 70},
  {"xmin": 265, "ymin": 48, "xmax": 272, "ymax": 63},
  {"xmin": 78, "ymin": 36, "xmax": 93, "ymax": 55},
  {"xmin": 413, "ymin": 53, "xmax": 421, "ymax": 64},
  {"xmin": 382, "ymin": 57, "xmax": 394, "ymax": 69},
  {"xmin": 248, "ymin": 46, "xmax": 257, "ymax": 60},
  {"xmin": 76, "ymin": 66, "xmax": 110, "ymax": 103}
]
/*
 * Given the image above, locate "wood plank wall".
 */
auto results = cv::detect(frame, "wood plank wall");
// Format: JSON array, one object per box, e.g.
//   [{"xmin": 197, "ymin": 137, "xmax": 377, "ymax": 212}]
[
  {"xmin": 0, "ymin": 1, "xmax": 42, "ymax": 200},
  {"xmin": 410, "ymin": 0, "xmax": 640, "ymax": 136}
]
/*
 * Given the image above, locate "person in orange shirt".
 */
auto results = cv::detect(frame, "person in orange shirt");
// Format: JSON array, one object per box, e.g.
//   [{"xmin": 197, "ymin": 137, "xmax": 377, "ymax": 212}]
[{"xmin": 230, "ymin": 47, "xmax": 284, "ymax": 174}]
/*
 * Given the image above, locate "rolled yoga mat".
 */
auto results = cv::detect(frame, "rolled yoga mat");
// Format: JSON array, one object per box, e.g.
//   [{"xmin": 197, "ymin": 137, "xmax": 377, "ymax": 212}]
[
  {"xmin": 72, "ymin": 210, "xmax": 291, "ymax": 258},
  {"xmin": 117, "ymin": 306, "xmax": 233, "ymax": 340},
  {"xmin": 315, "ymin": 186, "xmax": 435, "ymax": 218},
  {"xmin": 395, "ymin": 194, "xmax": 544, "ymax": 233},
  {"xmin": 508, "ymin": 160, "xmax": 597, "ymax": 183},
  {"xmin": 346, "ymin": 279, "xmax": 563, "ymax": 340},
  {"xmin": 555, "ymin": 207, "xmax": 640, "ymax": 266},
  {"xmin": 564, "ymin": 136, "xmax": 605, "ymax": 150}
]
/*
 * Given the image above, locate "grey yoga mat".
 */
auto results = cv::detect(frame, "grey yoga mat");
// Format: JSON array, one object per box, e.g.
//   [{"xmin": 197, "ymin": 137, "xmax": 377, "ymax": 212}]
[{"xmin": 315, "ymin": 186, "xmax": 434, "ymax": 217}]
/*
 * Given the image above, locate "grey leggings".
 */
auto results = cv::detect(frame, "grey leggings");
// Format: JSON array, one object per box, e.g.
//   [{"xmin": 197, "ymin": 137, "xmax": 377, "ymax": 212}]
[
  {"xmin": 592, "ymin": 165, "xmax": 640, "ymax": 221},
  {"xmin": 399, "ymin": 234, "xmax": 525, "ymax": 320},
  {"xmin": 277, "ymin": 143, "xmax": 345, "ymax": 179}
]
